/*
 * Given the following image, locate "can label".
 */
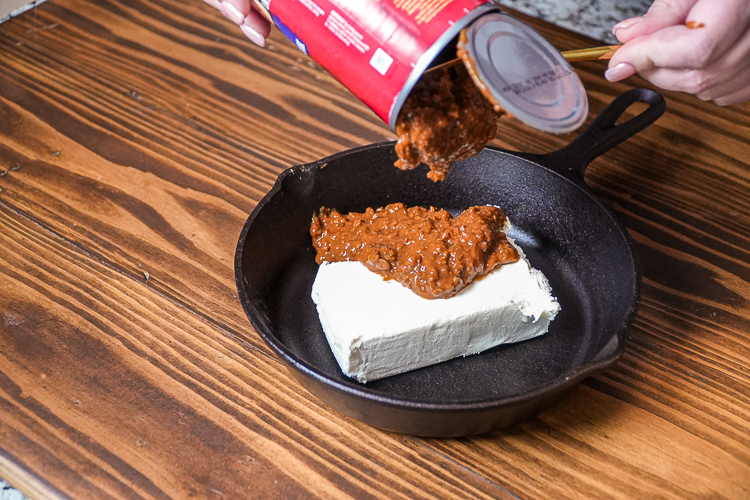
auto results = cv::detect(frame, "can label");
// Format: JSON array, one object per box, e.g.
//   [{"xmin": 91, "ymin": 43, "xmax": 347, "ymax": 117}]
[{"xmin": 265, "ymin": 0, "xmax": 494, "ymax": 127}]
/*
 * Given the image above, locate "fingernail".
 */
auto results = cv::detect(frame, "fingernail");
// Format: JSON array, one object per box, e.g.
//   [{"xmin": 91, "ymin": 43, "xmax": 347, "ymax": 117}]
[
  {"xmin": 605, "ymin": 63, "xmax": 636, "ymax": 82},
  {"xmin": 203, "ymin": 0, "xmax": 221, "ymax": 9},
  {"xmin": 241, "ymin": 23, "xmax": 266, "ymax": 47},
  {"xmin": 612, "ymin": 17, "xmax": 642, "ymax": 36},
  {"xmin": 220, "ymin": 1, "xmax": 245, "ymax": 24}
]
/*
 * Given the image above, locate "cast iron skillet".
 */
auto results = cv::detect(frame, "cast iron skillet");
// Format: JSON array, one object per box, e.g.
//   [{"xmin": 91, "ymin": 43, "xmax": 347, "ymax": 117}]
[{"xmin": 235, "ymin": 88, "xmax": 666, "ymax": 437}]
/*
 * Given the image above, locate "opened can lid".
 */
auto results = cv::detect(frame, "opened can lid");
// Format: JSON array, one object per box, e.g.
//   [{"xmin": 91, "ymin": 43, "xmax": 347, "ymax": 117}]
[{"xmin": 461, "ymin": 12, "xmax": 588, "ymax": 134}]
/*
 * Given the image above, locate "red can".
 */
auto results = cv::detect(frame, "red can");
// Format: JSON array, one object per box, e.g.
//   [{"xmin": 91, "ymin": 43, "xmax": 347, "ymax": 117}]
[
  {"xmin": 254, "ymin": 0, "xmax": 588, "ymax": 134},
  {"xmin": 255, "ymin": 0, "xmax": 498, "ymax": 129}
]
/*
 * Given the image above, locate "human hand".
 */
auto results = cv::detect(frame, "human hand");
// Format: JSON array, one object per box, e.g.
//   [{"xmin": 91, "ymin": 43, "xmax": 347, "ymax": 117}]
[
  {"xmin": 606, "ymin": 0, "xmax": 750, "ymax": 106},
  {"xmin": 203, "ymin": 0, "xmax": 272, "ymax": 47}
]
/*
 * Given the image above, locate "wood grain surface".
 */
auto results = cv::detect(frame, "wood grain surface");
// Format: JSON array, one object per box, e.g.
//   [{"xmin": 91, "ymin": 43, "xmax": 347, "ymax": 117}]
[{"xmin": 1, "ymin": 0, "xmax": 749, "ymax": 498}]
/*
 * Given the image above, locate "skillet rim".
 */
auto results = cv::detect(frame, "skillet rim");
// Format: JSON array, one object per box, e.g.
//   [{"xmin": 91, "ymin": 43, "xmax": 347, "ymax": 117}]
[{"xmin": 234, "ymin": 141, "xmax": 641, "ymax": 412}]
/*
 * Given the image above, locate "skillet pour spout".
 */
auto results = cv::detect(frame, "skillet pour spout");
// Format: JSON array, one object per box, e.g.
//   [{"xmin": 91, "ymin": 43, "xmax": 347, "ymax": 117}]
[{"xmin": 235, "ymin": 88, "xmax": 667, "ymax": 437}]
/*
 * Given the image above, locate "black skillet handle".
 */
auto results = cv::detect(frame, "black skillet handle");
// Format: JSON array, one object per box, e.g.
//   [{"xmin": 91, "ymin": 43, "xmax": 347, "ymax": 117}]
[{"xmin": 522, "ymin": 88, "xmax": 667, "ymax": 182}]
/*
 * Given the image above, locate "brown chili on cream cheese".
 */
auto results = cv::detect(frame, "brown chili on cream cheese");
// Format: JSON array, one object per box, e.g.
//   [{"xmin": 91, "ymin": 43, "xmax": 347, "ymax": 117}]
[{"xmin": 310, "ymin": 203, "xmax": 519, "ymax": 299}]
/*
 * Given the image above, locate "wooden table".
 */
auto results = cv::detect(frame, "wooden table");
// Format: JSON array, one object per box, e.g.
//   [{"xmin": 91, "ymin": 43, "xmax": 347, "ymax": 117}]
[{"xmin": 1, "ymin": 1, "xmax": 749, "ymax": 498}]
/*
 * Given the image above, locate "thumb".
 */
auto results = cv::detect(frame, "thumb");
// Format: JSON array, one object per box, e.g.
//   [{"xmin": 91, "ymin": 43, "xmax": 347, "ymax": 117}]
[
  {"xmin": 610, "ymin": 0, "xmax": 750, "ymax": 73},
  {"xmin": 612, "ymin": 0, "xmax": 699, "ymax": 43}
]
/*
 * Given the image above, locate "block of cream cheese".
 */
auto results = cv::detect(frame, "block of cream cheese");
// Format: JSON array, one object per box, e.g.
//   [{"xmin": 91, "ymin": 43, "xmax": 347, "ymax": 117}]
[{"xmin": 310, "ymin": 239, "xmax": 560, "ymax": 383}]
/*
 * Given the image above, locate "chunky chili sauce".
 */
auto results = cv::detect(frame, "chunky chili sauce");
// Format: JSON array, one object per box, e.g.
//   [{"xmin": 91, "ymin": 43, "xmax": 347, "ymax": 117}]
[
  {"xmin": 310, "ymin": 203, "xmax": 519, "ymax": 299},
  {"xmin": 394, "ymin": 62, "xmax": 500, "ymax": 182}
]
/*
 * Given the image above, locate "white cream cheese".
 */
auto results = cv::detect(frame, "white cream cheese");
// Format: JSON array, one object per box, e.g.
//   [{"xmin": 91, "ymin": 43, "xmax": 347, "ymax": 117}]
[{"xmin": 310, "ymin": 239, "xmax": 560, "ymax": 383}]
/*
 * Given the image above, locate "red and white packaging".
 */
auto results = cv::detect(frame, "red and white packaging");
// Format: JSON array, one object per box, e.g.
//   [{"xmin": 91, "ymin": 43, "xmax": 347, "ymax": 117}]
[{"xmin": 256, "ymin": 0, "xmax": 497, "ymax": 128}]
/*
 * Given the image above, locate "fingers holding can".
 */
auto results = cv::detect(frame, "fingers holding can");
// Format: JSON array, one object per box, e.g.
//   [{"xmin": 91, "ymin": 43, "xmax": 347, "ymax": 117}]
[{"xmin": 203, "ymin": 0, "xmax": 272, "ymax": 47}]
